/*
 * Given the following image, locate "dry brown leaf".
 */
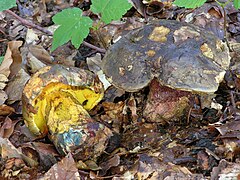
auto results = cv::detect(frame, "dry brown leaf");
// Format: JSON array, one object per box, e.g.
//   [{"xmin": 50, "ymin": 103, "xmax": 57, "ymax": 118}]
[
  {"xmin": 25, "ymin": 28, "xmax": 39, "ymax": 44},
  {"xmin": 21, "ymin": 142, "xmax": 58, "ymax": 171},
  {"xmin": 0, "ymin": 74, "xmax": 8, "ymax": 89},
  {"xmin": 181, "ymin": 3, "xmax": 224, "ymax": 39},
  {"xmin": 40, "ymin": 153, "xmax": 80, "ymax": 180},
  {"xmin": 21, "ymin": 46, "xmax": 47, "ymax": 74},
  {"xmin": 101, "ymin": 101, "xmax": 125, "ymax": 133},
  {"xmin": 197, "ymin": 151, "xmax": 210, "ymax": 171},
  {"xmin": 5, "ymin": 68, "xmax": 30, "ymax": 104},
  {"xmin": 8, "ymin": 19, "xmax": 26, "ymax": 40},
  {"xmin": 0, "ymin": 90, "xmax": 8, "ymax": 105},
  {"xmin": 146, "ymin": 1, "xmax": 164, "ymax": 15},
  {"xmin": 130, "ymin": 0, "xmax": 146, "ymax": 17},
  {"xmin": 31, "ymin": 142, "xmax": 59, "ymax": 156},
  {"xmin": 0, "ymin": 137, "xmax": 38, "ymax": 167},
  {"xmin": 127, "ymin": 95, "xmax": 138, "ymax": 123},
  {"xmin": 2, "ymin": 157, "xmax": 29, "ymax": 179},
  {"xmin": 0, "ymin": 41, "xmax": 23, "ymax": 78},
  {"xmin": 0, "ymin": 104, "xmax": 15, "ymax": 115},
  {"xmin": 211, "ymin": 159, "xmax": 240, "ymax": 180},
  {"xmin": 0, "ymin": 116, "xmax": 18, "ymax": 138},
  {"xmin": 123, "ymin": 154, "xmax": 203, "ymax": 180},
  {"xmin": 100, "ymin": 154, "xmax": 120, "ymax": 175},
  {"xmin": 215, "ymin": 120, "xmax": 240, "ymax": 136},
  {"xmin": 51, "ymin": 43, "xmax": 77, "ymax": 67}
]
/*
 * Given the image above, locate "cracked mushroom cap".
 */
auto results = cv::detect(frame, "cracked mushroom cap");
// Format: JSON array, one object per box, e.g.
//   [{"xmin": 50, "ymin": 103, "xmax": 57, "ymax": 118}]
[{"xmin": 102, "ymin": 20, "xmax": 230, "ymax": 93}]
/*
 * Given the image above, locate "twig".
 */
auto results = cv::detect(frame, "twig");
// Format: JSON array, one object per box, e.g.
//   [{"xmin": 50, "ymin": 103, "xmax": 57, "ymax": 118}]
[
  {"xmin": 230, "ymin": 90, "xmax": 237, "ymax": 117},
  {"xmin": 5, "ymin": 9, "xmax": 106, "ymax": 53},
  {"xmin": 82, "ymin": 41, "xmax": 106, "ymax": 53},
  {"xmin": 5, "ymin": 9, "xmax": 53, "ymax": 35}
]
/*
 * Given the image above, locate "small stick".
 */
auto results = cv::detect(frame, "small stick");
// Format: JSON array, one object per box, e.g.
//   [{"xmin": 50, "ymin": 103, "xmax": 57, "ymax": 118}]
[
  {"xmin": 5, "ymin": 10, "xmax": 106, "ymax": 53},
  {"xmin": 82, "ymin": 41, "xmax": 106, "ymax": 53},
  {"xmin": 5, "ymin": 9, "xmax": 53, "ymax": 35}
]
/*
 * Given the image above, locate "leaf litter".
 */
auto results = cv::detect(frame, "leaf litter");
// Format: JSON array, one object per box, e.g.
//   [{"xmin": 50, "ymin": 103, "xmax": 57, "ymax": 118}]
[{"xmin": 0, "ymin": 0, "xmax": 240, "ymax": 179}]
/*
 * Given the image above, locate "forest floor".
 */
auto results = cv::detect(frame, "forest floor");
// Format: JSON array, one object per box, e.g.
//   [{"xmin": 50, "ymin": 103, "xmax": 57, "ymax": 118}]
[{"xmin": 0, "ymin": 0, "xmax": 240, "ymax": 179}]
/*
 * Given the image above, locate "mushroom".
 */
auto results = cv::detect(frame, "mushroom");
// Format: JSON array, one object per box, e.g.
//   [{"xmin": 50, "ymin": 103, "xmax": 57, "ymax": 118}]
[
  {"xmin": 22, "ymin": 65, "xmax": 112, "ymax": 159},
  {"xmin": 102, "ymin": 20, "xmax": 230, "ymax": 122}
]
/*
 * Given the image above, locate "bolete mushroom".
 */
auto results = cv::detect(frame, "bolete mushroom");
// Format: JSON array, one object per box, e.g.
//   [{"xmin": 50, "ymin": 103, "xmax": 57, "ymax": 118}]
[
  {"xmin": 102, "ymin": 20, "xmax": 230, "ymax": 122},
  {"xmin": 22, "ymin": 65, "xmax": 112, "ymax": 158}
]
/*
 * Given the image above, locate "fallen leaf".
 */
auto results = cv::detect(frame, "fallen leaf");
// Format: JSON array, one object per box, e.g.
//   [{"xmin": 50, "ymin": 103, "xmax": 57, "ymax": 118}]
[
  {"xmin": 100, "ymin": 154, "xmax": 120, "ymax": 175},
  {"xmin": 0, "ymin": 41, "xmax": 23, "ymax": 78},
  {"xmin": 129, "ymin": 0, "xmax": 146, "ymax": 17},
  {"xmin": 22, "ymin": 142, "xmax": 58, "ymax": 171},
  {"xmin": 146, "ymin": 1, "xmax": 164, "ymax": 15},
  {"xmin": 0, "ymin": 116, "xmax": 18, "ymax": 138},
  {"xmin": 87, "ymin": 53, "xmax": 111, "ymax": 90},
  {"xmin": 25, "ymin": 28, "xmax": 39, "ymax": 44},
  {"xmin": 215, "ymin": 120, "xmax": 240, "ymax": 136},
  {"xmin": 5, "ymin": 68, "xmax": 30, "ymax": 104},
  {"xmin": 0, "ymin": 104, "xmax": 15, "ymax": 115},
  {"xmin": 127, "ymin": 95, "xmax": 138, "ymax": 123},
  {"xmin": 0, "ymin": 73, "xmax": 8, "ymax": 89},
  {"xmin": 197, "ymin": 150, "xmax": 210, "ymax": 171},
  {"xmin": 21, "ymin": 46, "xmax": 47, "ymax": 74},
  {"xmin": 0, "ymin": 137, "xmax": 38, "ymax": 167},
  {"xmin": 211, "ymin": 159, "xmax": 240, "ymax": 180},
  {"xmin": 40, "ymin": 153, "xmax": 80, "ymax": 180},
  {"xmin": 101, "ymin": 101, "xmax": 125, "ymax": 133},
  {"xmin": 0, "ymin": 91, "xmax": 8, "ymax": 105}
]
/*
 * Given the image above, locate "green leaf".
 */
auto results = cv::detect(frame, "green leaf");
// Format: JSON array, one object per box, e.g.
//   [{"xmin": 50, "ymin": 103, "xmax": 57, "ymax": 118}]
[
  {"xmin": 0, "ymin": 56, "xmax": 4, "ymax": 65},
  {"xmin": 234, "ymin": 0, "xmax": 240, "ymax": 9},
  {"xmin": 174, "ymin": 0, "xmax": 207, "ymax": 8},
  {"xmin": 51, "ymin": 8, "xmax": 93, "ymax": 52},
  {"xmin": 91, "ymin": 0, "xmax": 132, "ymax": 24},
  {"xmin": 0, "ymin": 0, "xmax": 16, "ymax": 12}
]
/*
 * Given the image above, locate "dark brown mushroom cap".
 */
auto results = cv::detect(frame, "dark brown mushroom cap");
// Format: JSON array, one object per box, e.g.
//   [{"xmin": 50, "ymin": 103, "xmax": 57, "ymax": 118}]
[{"xmin": 102, "ymin": 20, "xmax": 230, "ymax": 93}]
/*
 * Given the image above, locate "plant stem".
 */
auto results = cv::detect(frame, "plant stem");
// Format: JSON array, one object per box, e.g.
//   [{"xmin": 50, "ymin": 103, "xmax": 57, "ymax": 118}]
[
  {"xmin": 222, "ymin": 4, "xmax": 227, "ymax": 39},
  {"xmin": 5, "ymin": 10, "xmax": 106, "ymax": 53},
  {"xmin": 215, "ymin": 0, "xmax": 232, "ymax": 49},
  {"xmin": 82, "ymin": 41, "xmax": 106, "ymax": 53},
  {"xmin": 5, "ymin": 9, "xmax": 53, "ymax": 35},
  {"xmin": 214, "ymin": 1, "xmax": 228, "ymax": 36}
]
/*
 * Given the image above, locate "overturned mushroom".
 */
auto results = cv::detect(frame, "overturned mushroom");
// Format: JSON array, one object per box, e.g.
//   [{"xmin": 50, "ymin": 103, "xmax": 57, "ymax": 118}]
[{"xmin": 22, "ymin": 65, "xmax": 112, "ymax": 159}]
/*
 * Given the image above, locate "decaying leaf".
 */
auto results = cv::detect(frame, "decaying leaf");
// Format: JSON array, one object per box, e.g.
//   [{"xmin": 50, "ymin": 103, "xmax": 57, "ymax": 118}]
[
  {"xmin": 0, "ymin": 73, "xmax": 8, "ymax": 89},
  {"xmin": 21, "ymin": 45, "xmax": 49, "ymax": 74},
  {"xmin": 123, "ymin": 154, "xmax": 204, "ymax": 179},
  {"xmin": 0, "ymin": 41, "xmax": 23, "ymax": 78},
  {"xmin": 0, "ymin": 91, "xmax": 8, "ymax": 105},
  {"xmin": 0, "ymin": 104, "xmax": 14, "ymax": 115},
  {"xmin": 0, "ymin": 116, "xmax": 18, "ymax": 138},
  {"xmin": 87, "ymin": 53, "xmax": 111, "ymax": 90},
  {"xmin": 0, "ymin": 137, "xmax": 38, "ymax": 167},
  {"xmin": 5, "ymin": 68, "xmax": 30, "ymax": 104},
  {"xmin": 211, "ymin": 159, "xmax": 240, "ymax": 180},
  {"xmin": 40, "ymin": 153, "xmax": 80, "ymax": 180}
]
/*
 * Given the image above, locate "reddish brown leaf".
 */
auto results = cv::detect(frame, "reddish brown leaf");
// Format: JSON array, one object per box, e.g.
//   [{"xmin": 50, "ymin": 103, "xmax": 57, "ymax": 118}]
[
  {"xmin": 0, "ymin": 104, "xmax": 15, "ymax": 116},
  {"xmin": 42, "ymin": 153, "xmax": 80, "ymax": 180},
  {"xmin": 0, "ymin": 116, "xmax": 18, "ymax": 138}
]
